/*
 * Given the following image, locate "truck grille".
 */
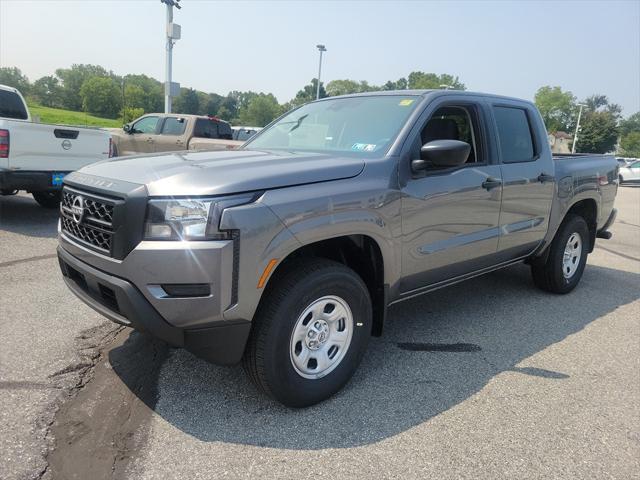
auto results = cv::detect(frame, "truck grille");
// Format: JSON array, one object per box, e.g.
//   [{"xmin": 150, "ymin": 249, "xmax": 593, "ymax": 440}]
[{"xmin": 60, "ymin": 188, "xmax": 116, "ymax": 255}]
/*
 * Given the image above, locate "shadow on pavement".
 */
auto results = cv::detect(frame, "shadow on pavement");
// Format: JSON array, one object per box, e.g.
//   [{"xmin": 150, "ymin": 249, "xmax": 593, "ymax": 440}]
[
  {"xmin": 0, "ymin": 194, "xmax": 59, "ymax": 238},
  {"xmin": 110, "ymin": 262, "xmax": 639, "ymax": 450}
]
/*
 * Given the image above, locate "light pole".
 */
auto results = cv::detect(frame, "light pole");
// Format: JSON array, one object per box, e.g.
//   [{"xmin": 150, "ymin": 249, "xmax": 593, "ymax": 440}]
[
  {"xmin": 572, "ymin": 103, "xmax": 586, "ymax": 154},
  {"xmin": 316, "ymin": 44, "xmax": 326, "ymax": 100},
  {"xmin": 161, "ymin": 0, "xmax": 181, "ymax": 113}
]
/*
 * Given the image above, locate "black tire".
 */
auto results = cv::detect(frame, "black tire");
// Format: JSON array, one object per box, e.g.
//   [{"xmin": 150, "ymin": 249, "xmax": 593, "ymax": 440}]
[
  {"xmin": 619, "ymin": 175, "xmax": 624, "ymax": 185},
  {"xmin": 243, "ymin": 258, "xmax": 372, "ymax": 408},
  {"xmin": 531, "ymin": 214, "xmax": 590, "ymax": 294},
  {"xmin": 32, "ymin": 191, "xmax": 62, "ymax": 209},
  {"xmin": 111, "ymin": 143, "xmax": 119, "ymax": 157}
]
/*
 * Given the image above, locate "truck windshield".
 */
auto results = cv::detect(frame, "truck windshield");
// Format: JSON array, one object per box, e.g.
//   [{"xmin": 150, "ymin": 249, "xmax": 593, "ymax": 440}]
[{"xmin": 246, "ymin": 95, "xmax": 420, "ymax": 156}]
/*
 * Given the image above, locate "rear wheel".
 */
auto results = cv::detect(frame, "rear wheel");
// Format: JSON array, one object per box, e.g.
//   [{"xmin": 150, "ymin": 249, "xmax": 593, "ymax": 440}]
[
  {"xmin": 531, "ymin": 214, "xmax": 589, "ymax": 294},
  {"xmin": 243, "ymin": 259, "xmax": 372, "ymax": 407},
  {"xmin": 32, "ymin": 191, "xmax": 61, "ymax": 209}
]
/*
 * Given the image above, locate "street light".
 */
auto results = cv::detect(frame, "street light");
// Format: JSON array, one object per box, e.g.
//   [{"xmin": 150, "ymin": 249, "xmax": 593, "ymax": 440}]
[
  {"xmin": 572, "ymin": 103, "xmax": 586, "ymax": 154},
  {"xmin": 161, "ymin": 0, "xmax": 181, "ymax": 113},
  {"xmin": 316, "ymin": 44, "xmax": 326, "ymax": 100}
]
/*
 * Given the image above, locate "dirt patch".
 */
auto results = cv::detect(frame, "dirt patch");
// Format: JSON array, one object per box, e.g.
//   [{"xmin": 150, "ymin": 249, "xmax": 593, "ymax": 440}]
[{"xmin": 46, "ymin": 329, "xmax": 168, "ymax": 480}]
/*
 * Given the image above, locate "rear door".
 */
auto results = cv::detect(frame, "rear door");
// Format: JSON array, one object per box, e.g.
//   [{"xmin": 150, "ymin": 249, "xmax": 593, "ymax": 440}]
[
  {"xmin": 154, "ymin": 116, "xmax": 189, "ymax": 152},
  {"xmin": 491, "ymin": 104, "xmax": 554, "ymax": 258},
  {"xmin": 400, "ymin": 96, "xmax": 503, "ymax": 292}
]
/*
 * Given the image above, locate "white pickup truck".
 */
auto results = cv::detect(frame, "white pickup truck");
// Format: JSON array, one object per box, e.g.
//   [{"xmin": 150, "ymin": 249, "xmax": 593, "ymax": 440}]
[{"xmin": 0, "ymin": 84, "xmax": 112, "ymax": 208}]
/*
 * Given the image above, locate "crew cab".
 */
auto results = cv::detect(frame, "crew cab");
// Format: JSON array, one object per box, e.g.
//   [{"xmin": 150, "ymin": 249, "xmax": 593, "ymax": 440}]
[
  {"xmin": 57, "ymin": 90, "xmax": 618, "ymax": 407},
  {"xmin": 108, "ymin": 114, "xmax": 243, "ymax": 156},
  {"xmin": 0, "ymin": 84, "xmax": 112, "ymax": 208}
]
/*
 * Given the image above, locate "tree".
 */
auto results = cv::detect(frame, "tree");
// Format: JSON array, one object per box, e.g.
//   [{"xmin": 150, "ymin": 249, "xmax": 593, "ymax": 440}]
[
  {"xmin": 238, "ymin": 94, "xmax": 282, "ymax": 127},
  {"xmin": 123, "ymin": 74, "xmax": 163, "ymax": 112},
  {"xmin": 79, "ymin": 76, "xmax": 122, "ymax": 118},
  {"xmin": 534, "ymin": 86, "xmax": 577, "ymax": 133},
  {"xmin": 56, "ymin": 64, "xmax": 109, "ymax": 110},
  {"xmin": 382, "ymin": 78, "xmax": 408, "ymax": 90},
  {"xmin": 173, "ymin": 88, "xmax": 200, "ymax": 114},
  {"xmin": 291, "ymin": 78, "xmax": 326, "ymax": 107},
  {"xmin": 123, "ymin": 84, "xmax": 146, "ymax": 110},
  {"xmin": 574, "ymin": 95, "xmax": 621, "ymax": 154},
  {"xmin": 619, "ymin": 131, "xmax": 640, "ymax": 157},
  {"xmin": 407, "ymin": 72, "xmax": 465, "ymax": 90},
  {"xmin": 31, "ymin": 75, "xmax": 63, "ymax": 108},
  {"xmin": 619, "ymin": 112, "xmax": 640, "ymax": 137},
  {"xmin": 0, "ymin": 67, "xmax": 30, "ymax": 94}
]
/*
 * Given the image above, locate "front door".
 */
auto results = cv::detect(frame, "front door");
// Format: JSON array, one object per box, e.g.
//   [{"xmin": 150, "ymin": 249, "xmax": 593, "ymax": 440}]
[
  {"xmin": 120, "ymin": 115, "xmax": 161, "ymax": 155},
  {"xmin": 400, "ymin": 101, "xmax": 503, "ymax": 293}
]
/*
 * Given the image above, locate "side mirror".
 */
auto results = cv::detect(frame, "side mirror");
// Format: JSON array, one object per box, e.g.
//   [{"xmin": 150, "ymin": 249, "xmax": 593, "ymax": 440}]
[
  {"xmin": 123, "ymin": 124, "xmax": 132, "ymax": 134},
  {"xmin": 412, "ymin": 139, "xmax": 471, "ymax": 172}
]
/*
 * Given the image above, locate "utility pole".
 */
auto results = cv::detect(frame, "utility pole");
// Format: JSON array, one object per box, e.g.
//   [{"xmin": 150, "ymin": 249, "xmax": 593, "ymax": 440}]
[
  {"xmin": 161, "ymin": 0, "xmax": 181, "ymax": 113},
  {"xmin": 316, "ymin": 44, "xmax": 326, "ymax": 100},
  {"xmin": 572, "ymin": 103, "xmax": 586, "ymax": 154}
]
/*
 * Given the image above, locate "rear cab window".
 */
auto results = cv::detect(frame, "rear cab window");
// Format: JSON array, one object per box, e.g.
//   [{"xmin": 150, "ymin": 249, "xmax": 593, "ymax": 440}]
[
  {"xmin": 493, "ymin": 106, "xmax": 536, "ymax": 163},
  {"xmin": 0, "ymin": 89, "xmax": 29, "ymax": 120},
  {"xmin": 194, "ymin": 119, "xmax": 219, "ymax": 139}
]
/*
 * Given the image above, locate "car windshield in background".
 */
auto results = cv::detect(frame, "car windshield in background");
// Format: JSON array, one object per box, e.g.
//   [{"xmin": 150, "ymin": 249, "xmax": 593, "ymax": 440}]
[{"xmin": 246, "ymin": 95, "xmax": 420, "ymax": 155}]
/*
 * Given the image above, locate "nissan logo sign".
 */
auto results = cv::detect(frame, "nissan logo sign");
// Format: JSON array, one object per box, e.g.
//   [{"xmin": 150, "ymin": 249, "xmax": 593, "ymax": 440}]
[
  {"xmin": 62, "ymin": 139, "xmax": 72, "ymax": 150},
  {"xmin": 71, "ymin": 195, "xmax": 84, "ymax": 224}
]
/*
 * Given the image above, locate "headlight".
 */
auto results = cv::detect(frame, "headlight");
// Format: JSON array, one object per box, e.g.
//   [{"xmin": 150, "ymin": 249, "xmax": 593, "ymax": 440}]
[{"xmin": 144, "ymin": 193, "xmax": 258, "ymax": 241}]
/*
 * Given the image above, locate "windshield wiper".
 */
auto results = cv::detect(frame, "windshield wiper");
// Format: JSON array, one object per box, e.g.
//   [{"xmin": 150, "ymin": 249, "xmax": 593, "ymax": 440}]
[{"xmin": 288, "ymin": 114, "xmax": 309, "ymax": 133}]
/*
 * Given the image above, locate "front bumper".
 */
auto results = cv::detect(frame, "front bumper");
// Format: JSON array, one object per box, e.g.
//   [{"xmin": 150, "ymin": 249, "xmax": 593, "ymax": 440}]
[
  {"xmin": 0, "ymin": 169, "xmax": 69, "ymax": 191},
  {"xmin": 58, "ymin": 246, "xmax": 251, "ymax": 365}
]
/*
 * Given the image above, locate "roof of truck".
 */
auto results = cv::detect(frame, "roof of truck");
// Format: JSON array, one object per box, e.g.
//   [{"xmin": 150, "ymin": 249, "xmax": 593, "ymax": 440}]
[{"xmin": 323, "ymin": 89, "xmax": 534, "ymax": 105}]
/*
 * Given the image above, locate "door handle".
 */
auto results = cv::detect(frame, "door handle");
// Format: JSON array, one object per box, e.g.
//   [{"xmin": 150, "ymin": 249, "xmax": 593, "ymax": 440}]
[
  {"xmin": 538, "ymin": 173, "xmax": 555, "ymax": 183},
  {"xmin": 482, "ymin": 177, "xmax": 502, "ymax": 190}
]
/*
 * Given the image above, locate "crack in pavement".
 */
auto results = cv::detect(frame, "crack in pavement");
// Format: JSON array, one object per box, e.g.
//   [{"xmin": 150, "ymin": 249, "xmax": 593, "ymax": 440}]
[
  {"xmin": 45, "ymin": 328, "xmax": 169, "ymax": 480},
  {"xmin": 0, "ymin": 253, "xmax": 58, "ymax": 269}
]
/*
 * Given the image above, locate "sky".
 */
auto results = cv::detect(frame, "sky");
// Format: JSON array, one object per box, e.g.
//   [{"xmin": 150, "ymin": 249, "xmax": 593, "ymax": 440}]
[{"xmin": 0, "ymin": 0, "xmax": 639, "ymax": 115}]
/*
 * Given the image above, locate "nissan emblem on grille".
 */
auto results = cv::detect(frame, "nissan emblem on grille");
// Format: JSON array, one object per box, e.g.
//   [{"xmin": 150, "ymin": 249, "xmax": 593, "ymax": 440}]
[
  {"xmin": 71, "ymin": 195, "xmax": 84, "ymax": 224},
  {"xmin": 61, "ymin": 188, "xmax": 116, "ymax": 255}
]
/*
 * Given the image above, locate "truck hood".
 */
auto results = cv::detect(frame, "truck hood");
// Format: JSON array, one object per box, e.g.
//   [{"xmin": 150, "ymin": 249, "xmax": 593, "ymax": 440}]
[{"xmin": 73, "ymin": 149, "xmax": 365, "ymax": 196}]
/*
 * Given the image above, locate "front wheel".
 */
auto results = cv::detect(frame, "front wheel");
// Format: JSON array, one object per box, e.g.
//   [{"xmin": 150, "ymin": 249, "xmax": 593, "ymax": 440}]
[
  {"xmin": 531, "ymin": 214, "xmax": 589, "ymax": 294},
  {"xmin": 32, "ymin": 191, "xmax": 61, "ymax": 209},
  {"xmin": 243, "ymin": 259, "xmax": 372, "ymax": 407}
]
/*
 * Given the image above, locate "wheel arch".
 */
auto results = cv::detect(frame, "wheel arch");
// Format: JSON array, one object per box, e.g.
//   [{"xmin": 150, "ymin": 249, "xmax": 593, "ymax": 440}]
[{"xmin": 262, "ymin": 233, "xmax": 388, "ymax": 337}]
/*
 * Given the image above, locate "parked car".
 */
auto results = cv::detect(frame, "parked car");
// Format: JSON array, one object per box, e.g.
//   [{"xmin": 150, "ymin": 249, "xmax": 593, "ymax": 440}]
[
  {"xmin": 108, "ymin": 114, "xmax": 244, "ymax": 156},
  {"xmin": 0, "ymin": 84, "xmax": 112, "ymax": 208},
  {"xmin": 57, "ymin": 90, "xmax": 618, "ymax": 407},
  {"xmin": 619, "ymin": 159, "xmax": 640, "ymax": 184},
  {"xmin": 232, "ymin": 126, "xmax": 262, "ymax": 142}
]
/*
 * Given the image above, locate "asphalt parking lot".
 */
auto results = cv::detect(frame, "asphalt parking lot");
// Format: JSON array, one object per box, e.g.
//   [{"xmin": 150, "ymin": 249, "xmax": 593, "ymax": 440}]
[{"xmin": 1, "ymin": 186, "xmax": 638, "ymax": 480}]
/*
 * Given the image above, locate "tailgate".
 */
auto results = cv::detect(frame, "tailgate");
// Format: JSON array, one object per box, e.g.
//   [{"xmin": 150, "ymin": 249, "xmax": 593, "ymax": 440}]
[{"xmin": 7, "ymin": 121, "xmax": 110, "ymax": 171}]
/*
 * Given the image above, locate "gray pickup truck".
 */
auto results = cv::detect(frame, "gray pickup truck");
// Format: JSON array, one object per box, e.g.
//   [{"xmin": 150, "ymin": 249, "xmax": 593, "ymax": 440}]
[{"xmin": 57, "ymin": 90, "xmax": 618, "ymax": 407}]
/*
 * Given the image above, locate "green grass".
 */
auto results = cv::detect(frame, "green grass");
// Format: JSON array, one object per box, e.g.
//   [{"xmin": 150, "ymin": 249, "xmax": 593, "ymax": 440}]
[{"xmin": 27, "ymin": 104, "xmax": 122, "ymax": 128}]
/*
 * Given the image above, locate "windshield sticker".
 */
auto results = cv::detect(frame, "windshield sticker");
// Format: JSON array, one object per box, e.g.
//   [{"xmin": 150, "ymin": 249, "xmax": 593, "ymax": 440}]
[
  {"xmin": 352, "ymin": 143, "xmax": 376, "ymax": 152},
  {"xmin": 399, "ymin": 99, "xmax": 415, "ymax": 106}
]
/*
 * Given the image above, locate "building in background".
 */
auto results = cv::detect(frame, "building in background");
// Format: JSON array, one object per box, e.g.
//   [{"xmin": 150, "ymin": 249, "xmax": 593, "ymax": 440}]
[{"xmin": 548, "ymin": 131, "xmax": 573, "ymax": 154}]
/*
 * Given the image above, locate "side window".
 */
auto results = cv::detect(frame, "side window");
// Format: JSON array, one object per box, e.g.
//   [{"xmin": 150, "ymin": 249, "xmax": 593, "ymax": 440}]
[
  {"xmin": 236, "ymin": 129, "xmax": 257, "ymax": 141},
  {"xmin": 132, "ymin": 116, "xmax": 159, "ymax": 134},
  {"xmin": 0, "ymin": 90, "xmax": 28, "ymax": 120},
  {"xmin": 418, "ymin": 105, "xmax": 481, "ymax": 164},
  {"xmin": 630, "ymin": 161, "xmax": 640, "ymax": 169},
  {"xmin": 161, "ymin": 117, "xmax": 186, "ymax": 135},
  {"xmin": 193, "ymin": 119, "xmax": 219, "ymax": 139},
  {"xmin": 493, "ymin": 107, "xmax": 535, "ymax": 163}
]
